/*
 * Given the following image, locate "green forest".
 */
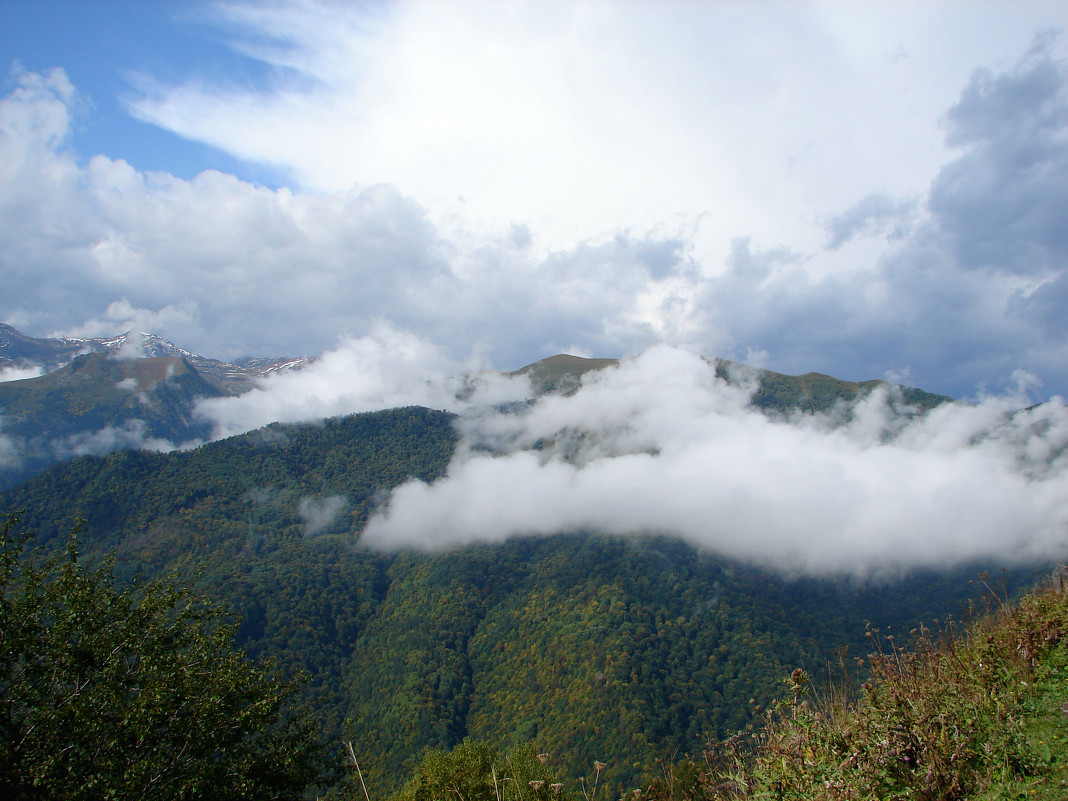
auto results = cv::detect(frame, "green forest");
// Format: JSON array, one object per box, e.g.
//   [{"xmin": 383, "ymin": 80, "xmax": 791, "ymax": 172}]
[{"xmin": 0, "ymin": 406, "xmax": 1046, "ymax": 797}]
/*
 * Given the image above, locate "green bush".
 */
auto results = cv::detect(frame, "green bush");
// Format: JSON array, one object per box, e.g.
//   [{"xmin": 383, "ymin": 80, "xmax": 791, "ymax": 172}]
[{"xmin": 0, "ymin": 514, "xmax": 326, "ymax": 800}]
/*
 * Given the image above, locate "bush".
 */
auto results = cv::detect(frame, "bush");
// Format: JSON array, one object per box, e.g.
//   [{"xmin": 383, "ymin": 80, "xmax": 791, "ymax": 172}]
[{"xmin": 0, "ymin": 514, "xmax": 327, "ymax": 800}]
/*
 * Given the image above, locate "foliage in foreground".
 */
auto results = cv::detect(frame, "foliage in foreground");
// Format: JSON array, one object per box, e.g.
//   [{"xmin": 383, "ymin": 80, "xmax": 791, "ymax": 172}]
[
  {"xmin": 641, "ymin": 575, "xmax": 1068, "ymax": 800},
  {"xmin": 0, "ymin": 514, "xmax": 327, "ymax": 800}
]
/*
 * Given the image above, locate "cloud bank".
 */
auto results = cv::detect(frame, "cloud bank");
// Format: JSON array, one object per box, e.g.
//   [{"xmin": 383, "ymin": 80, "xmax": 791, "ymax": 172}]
[
  {"xmin": 194, "ymin": 323, "xmax": 531, "ymax": 439},
  {"xmin": 362, "ymin": 346, "xmax": 1068, "ymax": 577}
]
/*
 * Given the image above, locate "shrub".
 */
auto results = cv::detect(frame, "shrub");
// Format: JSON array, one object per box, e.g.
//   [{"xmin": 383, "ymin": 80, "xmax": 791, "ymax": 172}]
[{"xmin": 0, "ymin": 514, "xmax": 326, "ymax": 800}]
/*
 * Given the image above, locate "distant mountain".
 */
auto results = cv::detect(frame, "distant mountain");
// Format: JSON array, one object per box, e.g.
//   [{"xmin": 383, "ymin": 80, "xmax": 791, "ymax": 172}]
[
  {"xmin": 0, "ymin": 323, "xmax": 308, "ymax": 394},
  {"xmin": 0, "ymin": 322, "xmax": 955, "ymax": 490},
  {"xmin": 0, "ymin": 324, "xmax": 309, "ymax": 488},
  {"xmin": 512, "ymin": 352, "xmax": 953, "ymax": 413},
  {"xmin": 509, "ymin": 354, "xmax": 621, "ymax": 394},
  {"xmin": 0, "ymin": 352, "xmax": 218, "ymax": 487}
]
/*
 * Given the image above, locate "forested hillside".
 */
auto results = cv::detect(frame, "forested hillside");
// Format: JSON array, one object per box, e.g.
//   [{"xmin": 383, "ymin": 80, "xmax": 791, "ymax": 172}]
[{"xmin": 0, "ymin": 405, "xmax": 1042, "ymax": 793}]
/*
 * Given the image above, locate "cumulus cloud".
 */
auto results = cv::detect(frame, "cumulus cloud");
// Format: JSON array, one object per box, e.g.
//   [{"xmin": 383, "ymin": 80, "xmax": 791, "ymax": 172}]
[
  {"xmin": 363, "ymin": 346, "xmax": 1068, "ymax": 577},
  {"xmin": 931, "ymin": 35, "xmax": 1068, "ymax": 278},
  {"xmin": 123, "ymin": 0, "xmax": 1059, "ymax": 261},
  {"xmin": 684, "ymin": 36, "xmax": 1068, "ymax": 399},
  {"xmin": 1, "ymin": 64, "xmax": 698, "ymax": 370},
  {"xmin": 4, "ymin": 33, "xmax": 1068, "ymax": 405}
]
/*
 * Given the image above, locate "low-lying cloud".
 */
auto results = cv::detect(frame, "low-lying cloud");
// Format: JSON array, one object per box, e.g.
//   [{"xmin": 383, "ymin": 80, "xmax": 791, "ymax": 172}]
[
  {"xmin": 362, "ymin": 345, "xmax": 1068, "ymax": 577},
  {"xmin": 299, "ymin": 494, "xmax": 348, "ymax": 536},
  {"xmin": 52, "ymin": 420, "xmax": 186, "ymax": 460},
  {"xmin": 0, "ymin": 424, "xmax": 21, "ymax": 470},
  {"xmin": 194, "ymin": 323, "xmax": 531, "ymax": 440},
  {"xmin": 0, "ymin": 365, "xmax": 45, "ymax": 382}
]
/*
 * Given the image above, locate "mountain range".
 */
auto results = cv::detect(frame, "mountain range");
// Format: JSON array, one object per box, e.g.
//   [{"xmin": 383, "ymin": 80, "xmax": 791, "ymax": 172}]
[
  {"xmin": 1, "ymin": 405, "xmax": 1038, "ymax": 795},
  {"xmin": 0, "ymin": 323, "xmax": 950, "ymax": 490}
]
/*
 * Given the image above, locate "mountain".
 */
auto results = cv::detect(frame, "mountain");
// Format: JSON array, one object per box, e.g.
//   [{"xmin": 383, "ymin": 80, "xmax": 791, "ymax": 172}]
[
  {"xmin": 513, "ymin": 352, "xmax": 952, "ymax": 413},
  {"xmin": 509, "ymin": 354, "xmax": 621, "ymax": 395},
  {"xmin": 0, "ymin": 323, "xmax": 308, "ymax": 393},
  {"xmin": 0, "ymin": 324, "xmax": 309, "ymax": 488},
  {"xmin": 0, "ymin": 351, "xmax": 224, "ymax": 487},
  {"xmin": 0, "ymin": 323, "xmax": 951, "ymax": 493},
  {"xmin": 0, "ymin": 406, "xmax": 1045, "ymax": 795}
]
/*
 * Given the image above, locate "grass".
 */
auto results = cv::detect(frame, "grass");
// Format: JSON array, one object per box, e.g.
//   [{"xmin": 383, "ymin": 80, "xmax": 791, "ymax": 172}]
[{"xmin": 971, "ymin": 626, "xmax": 1068, "ymax": 801}]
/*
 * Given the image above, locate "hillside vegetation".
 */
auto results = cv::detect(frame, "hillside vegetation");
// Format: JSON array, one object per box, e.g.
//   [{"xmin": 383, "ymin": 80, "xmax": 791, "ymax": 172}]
[
  {"xmin": 375, "ymin": 576, "xmax": 1068, "ymax": 801},
  {"xmin": 4, "ymin": 493, "xmax": 1066, "ymax": 799},
  {"xmin": 639, "ymin": 575, "xmax": 1068, "ymax": 800},
  {"xmin": 0, "ymin": 515, "xmax": 325, "ymax": 800},
  {"xmin": 0, "ymin": 407, "xmax": 1043, "ymax": 794}
]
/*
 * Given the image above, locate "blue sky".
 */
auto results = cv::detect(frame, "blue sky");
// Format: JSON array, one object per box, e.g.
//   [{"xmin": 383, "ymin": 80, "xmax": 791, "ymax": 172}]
[
  {"xmin": 0, "ymin": 0, "xmax": 289, "ymax": 183},
  {"xmin": 3, "ymin": 0, "xmax": 1068, "ymax": 401}
]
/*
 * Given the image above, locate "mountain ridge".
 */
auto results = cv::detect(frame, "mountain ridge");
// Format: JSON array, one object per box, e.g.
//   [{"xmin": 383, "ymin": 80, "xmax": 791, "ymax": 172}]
[
  {"xmin": 0, "ymin": 323, "xmax": 310, "ymax": 393},
  {"xmin": 0, "ymin": 325, "xmax": 962, "ymax": 497},
  {"xmin": 0, "ymin": 324, "xmax": 955, "ymax": 492},
  {"xmin": 513, "ymin": 351, "xmax": 952, "ymax": 412}
]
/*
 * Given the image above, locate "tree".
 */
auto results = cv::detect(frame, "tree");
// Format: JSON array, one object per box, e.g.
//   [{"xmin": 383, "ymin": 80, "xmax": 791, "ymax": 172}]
[{"xmin": 0, "ymin": 515, "xmax": 326, "ymax": 800}]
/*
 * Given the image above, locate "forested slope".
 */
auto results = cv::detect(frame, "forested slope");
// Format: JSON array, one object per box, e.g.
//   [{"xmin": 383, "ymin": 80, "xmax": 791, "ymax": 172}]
[{"xmin": 0, "ymin": 406, "xmax": 1040, "ymax": 793}]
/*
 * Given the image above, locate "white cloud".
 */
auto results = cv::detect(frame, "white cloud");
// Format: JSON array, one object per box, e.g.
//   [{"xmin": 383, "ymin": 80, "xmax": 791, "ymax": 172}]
[
  {"xmin": 51, "ymin": 419, "xmax": 185, "ymax": 459},
  {"xmin": 0, "ymin": 418, "xmax": 22, "ymax": 470},
  {"xmin": 4, "ymin": 30, "xmax": 1068, "ymax": 403},
  {"xmin": 194, "ymin": 323, "xmax": 534, "ymax": 439},
  {"xmin": 125, "ymin": 1, "xmax": 1066, "ymax": 261},
  {"xmin": 0, "ymin": 365, "xmax": 45, "ymax": 382},
  {"xmin": 62, "ymin": 299, "xmax": 201, "ymax": 346},
  {"xmin": 363, "ymin": 346, "xmax": 1068, "ymax": 577}
]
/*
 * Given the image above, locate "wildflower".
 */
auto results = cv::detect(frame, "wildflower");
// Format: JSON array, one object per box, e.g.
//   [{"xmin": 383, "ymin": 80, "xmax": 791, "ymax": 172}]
[
  {"xmin": 537, "ymin": 753, "xmax": 550, "ymax": 765},
  {"xmin": 550, "ymin": 783, "xmax": 563, "ymax": 795},
  {"xmin": 594, "ymin": 761, "xmax": 607, "ymax": 773},
  {"xmin": 530, "ymin": 781, "xmax": 545, "ymax": 790}
]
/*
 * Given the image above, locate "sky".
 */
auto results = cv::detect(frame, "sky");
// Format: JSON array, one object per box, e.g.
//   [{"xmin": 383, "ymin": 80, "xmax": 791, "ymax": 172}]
[
  {"xmin": 2, "ymin": 0, "xmax": 1068, "ymax": 402},
  {"xmin": 3, "ymin": 0, "xmax": 1068, "ymax": 574}
]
